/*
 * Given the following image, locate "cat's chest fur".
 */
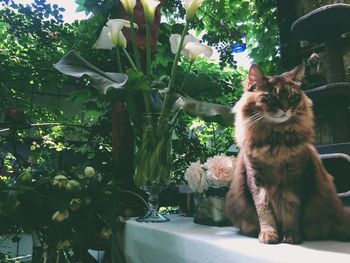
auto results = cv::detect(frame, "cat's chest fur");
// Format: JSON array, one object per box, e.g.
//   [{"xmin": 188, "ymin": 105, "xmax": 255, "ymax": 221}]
[
  {"xmin": 245, "ymin": 153, "xmax": 308, "ymax": 190},
  {"xmin": 245, "ymin": 126, "xmax": 307, "ymax": 165}
]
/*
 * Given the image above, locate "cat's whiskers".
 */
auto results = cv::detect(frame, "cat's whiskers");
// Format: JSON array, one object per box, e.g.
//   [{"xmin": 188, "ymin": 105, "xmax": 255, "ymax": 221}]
[{"xmin": 247, "ymin": 113, "xmax": 264, "ymax": 127}]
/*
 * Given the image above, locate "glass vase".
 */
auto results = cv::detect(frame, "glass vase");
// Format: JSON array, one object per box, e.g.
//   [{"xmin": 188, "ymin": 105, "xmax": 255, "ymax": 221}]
[
  {"xmin": 134, "ymin": 114, "xmax": 172, "ymax": 223},
  {"xmin": 193, "ymin": 187, "xmax": 231, "ymax": 226}
]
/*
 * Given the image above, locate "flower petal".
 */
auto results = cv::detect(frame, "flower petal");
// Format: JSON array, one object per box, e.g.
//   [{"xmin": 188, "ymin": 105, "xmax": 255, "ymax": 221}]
[
  {"xmin": 169, "ymin": 34, "xmax": 201, "ymax": 55},
  {"xmin": 204, "ymin": 155, "xmax": 236, "ymax": 187},
  {"xmin": 184, "ymin": 0, "xmax": 204, "ymax": 21},
  {"xmin": 183, "ymin": 42, "xmax": 213, "ymax": 61},
  {"xmin": 93, "ymin": 26, "xmax": 113, "ymax": 50},
  {"xmin": 183, "ymin": 34, "xmax": 200, "ymax": 46},
  {"xmin": 119, "ymin": 30, "xmax": 127, "ymax": 49},
  {"xmin": 140, "ymin": 0, "xmax": 161, "ymax": 23},
  {"xmin": 169, "ymin": 34, "xmax": 181, "ymax": 54},
  {"xmin": 105, "ymin": 19, "xmax": 137, "ymax": 47},
  {"xmin": 120, "ymin": 0, "xmax": 136, "ymax": 15},
  {"xmin": 184, "ymin": 161, "xmax": 208, "ymax": 193},
  {"xmin": 106, "ymin": 20, "xmax": 125, "ymax": 46},
  {"xmin": 107, "ymin": 19, "xmax": 138, "ymax": 29}
]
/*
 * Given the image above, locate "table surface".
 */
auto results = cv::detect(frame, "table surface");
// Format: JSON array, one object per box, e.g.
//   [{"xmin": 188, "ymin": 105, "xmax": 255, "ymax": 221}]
[{"xmin": 124, "ymin": 215, "xmax": 350, "ymax": 263}]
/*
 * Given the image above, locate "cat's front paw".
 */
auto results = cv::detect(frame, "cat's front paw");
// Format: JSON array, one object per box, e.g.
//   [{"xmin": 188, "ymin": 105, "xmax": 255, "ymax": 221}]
[
  {"xmin": 282, "ymin": 232, "xmax": 302, "ymax": 244},
  {"xmin": 258, "ymin": 230, "xmax": 279, "ymax": 244}
]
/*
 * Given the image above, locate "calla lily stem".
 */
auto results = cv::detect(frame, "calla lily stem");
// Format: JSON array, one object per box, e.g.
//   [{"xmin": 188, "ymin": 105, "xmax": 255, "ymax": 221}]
[
  {"xmin": 146, "ymin": 20, "xmax": 151, "ymax": 80},
  {"xmin": 122, "ymin": 48, "xmax": 137, "ymax": 71},
  {"xmin": 160, "ymin": 22, "xmax": 189, "ymax": 116},
  {"xmin": 121, "ymin": 49, "xmax": 151, "ymax": 114},
  {"xmin": 180, "ymin": 60, "xmax": 194, "ymax": 92},
  {"xmin": 129, "ymin": 15, "xmax": 142, "ymax": 71},
  {"xmin": 115, "ymin": 47, "xmax": 142, "ymax": 138},
  {"xmin": 115, "ymin": 46, "xmax": 122, "ymax": 72}
]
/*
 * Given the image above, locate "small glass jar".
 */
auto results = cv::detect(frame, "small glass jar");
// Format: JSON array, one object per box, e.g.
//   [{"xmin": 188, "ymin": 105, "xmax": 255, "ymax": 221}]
[{"xmin": 193, "ymin": 186, "xmax": 231, "ymax": 226}]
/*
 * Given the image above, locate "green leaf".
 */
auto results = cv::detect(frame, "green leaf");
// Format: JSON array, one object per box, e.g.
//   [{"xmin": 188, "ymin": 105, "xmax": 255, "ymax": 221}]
[
  {"xmin": 54, "ymin": 50, "xmax": 128, "ymax": 95},
  {"xmin": 175, "ymin": 95, "xmax": 233, "ymax": 127},
  {"xmin": 125, "ymin": 69, "xmax": 151, "ymax": 92},
  {"xmin": 180, "ymin": 72, "xmax": 221, "ymax": 99},
  {"xmin": 0, "ymin": 190, "xmax": 18, "ymax": 215}
]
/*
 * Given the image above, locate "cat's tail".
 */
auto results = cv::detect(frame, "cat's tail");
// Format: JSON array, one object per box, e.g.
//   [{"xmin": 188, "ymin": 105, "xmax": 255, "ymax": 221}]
[
  {"xmin": 335, "ymin": 206, "xmax": 350, "ymax": 241},
  {"xmin": 307, "ymin": 145, "xmax": 350, "ymax": 241}
]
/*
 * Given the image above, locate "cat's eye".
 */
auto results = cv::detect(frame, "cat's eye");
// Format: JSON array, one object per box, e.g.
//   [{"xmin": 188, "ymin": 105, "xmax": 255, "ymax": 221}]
[
  {"xmin": 262, "ymin": 94, "xmax": 278, "ymax": 104},
  {"xmin": 289, "ymin": 93, "xmax": 300, "ymax": 104}
]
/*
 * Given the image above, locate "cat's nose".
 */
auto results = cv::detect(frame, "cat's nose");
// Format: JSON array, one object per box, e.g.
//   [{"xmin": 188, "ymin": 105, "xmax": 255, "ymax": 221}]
[{"xmin": 281, "ymin": 107, "xmax": 289, "ymax": 113}]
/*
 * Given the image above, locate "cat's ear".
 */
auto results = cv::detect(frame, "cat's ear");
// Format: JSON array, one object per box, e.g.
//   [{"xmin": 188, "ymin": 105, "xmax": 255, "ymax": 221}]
[
  {"xmin": 247, "ymin": 64, "xmax": 266, "ymax": 92},
  {"xmin": 283, "ymin": 64, "xmax": 305, "ymax": 86}
]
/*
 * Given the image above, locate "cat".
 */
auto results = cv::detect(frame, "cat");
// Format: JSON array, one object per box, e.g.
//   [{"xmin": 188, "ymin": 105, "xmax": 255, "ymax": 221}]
[{"xmin": 225, "ymin": 64, "xmax": 350, "ymax": 244}]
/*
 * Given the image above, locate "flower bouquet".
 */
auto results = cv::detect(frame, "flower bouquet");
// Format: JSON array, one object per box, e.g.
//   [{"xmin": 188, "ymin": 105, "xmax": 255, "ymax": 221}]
[
  {"xmin": 54, "ymin": 0, "xmax": 233, "ymax": 222},
  {"xmin": 185, "ymin": 154, "xmax": 236, "ymax": 226}
]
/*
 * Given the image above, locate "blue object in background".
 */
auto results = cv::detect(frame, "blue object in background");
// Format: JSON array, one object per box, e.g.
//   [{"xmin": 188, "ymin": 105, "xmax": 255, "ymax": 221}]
[{"xmin": 231, "ymin": 42, "xmax": 246, "ymax": 53}]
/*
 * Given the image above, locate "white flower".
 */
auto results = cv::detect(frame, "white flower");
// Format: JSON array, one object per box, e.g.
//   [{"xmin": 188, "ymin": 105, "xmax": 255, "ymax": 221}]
[
  {"xmin": 120, "ymin": 0, "xmax": 136, "ymax": 15},
  {"xmin": 93, "ymin": 26, "xmax": 114, "ymax": 50},
  {"xmin": 169, "ymin": 34, "xmax": 199, "ymax": 54},
  {"xmin": 204, "ymin": 155, "xmax": 236, "ymax": 187},
  {"xmin": 182, "ymin": 42, "xmax": 213, "ymax": 61},
  {"xmin": 184, "ymin": 161, "xmax": 208, "ymax": 193},
  {"xmin": 107, "ymin": 19, "xmax": 129, "ymax": 48},
  {"xmin": 169, "ymin": 34, "xmax": 212, "ymax": 61},
  {"xmin": 53, "ymin": 175, "xmax": 68, "ymax": 188},
  {"xmin": 93, "ymin": 19, "xmax": 137, "ymax": 49},
  {"xmin": 84, "ymin": 166, "xmax": 96, "ymax": 177},
  {"xmin": 184, "ymin": 0, "xmax": 204, "ymax": 21},
  {"xmin": 52, "ymin": 210, "xmax": 69, "ymax": 222},
  {"xmin": 140, "ymin": 0, "xmax": 161, "ymax": 23}
]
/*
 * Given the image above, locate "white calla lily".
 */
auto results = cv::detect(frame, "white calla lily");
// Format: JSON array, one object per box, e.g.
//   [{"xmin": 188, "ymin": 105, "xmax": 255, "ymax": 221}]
[
  {"xmin": 120, "ymin": 0, "xmax": 136, "ymax": 15},
  {"xmin": 140, "ymin": 0, "xmax": 161, "ymax": 23},
  {"xmin": 169, "ymin": 34, "xmax": 181, "ymax": 54},
  {"xmin": 107, "ymin": 19, "xmax": 131, "ymax": 48},
  {"xmin": 183, "ymin": 42, "xmax": 213, "ymax": 61},
  {"xmin": 184, "ymin": 0, "xmax": 204, "ymax": 21},
  {"xmin": 93, "ymin": 19, "xmax": 138, "ymax": 50},
  {"xmin": 169, "ymin": 33, "xmax": 212, "ymax": 61},
  {"xmin": 93, "ymin": 26, "xmax": 114, "ymax": 50},
  {"xmin": 169, "ymin": 34, "xmax": 199, "ymax": 54}
]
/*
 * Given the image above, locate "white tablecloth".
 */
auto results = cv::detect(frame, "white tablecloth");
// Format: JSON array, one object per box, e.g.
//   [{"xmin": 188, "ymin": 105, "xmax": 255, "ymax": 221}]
[{"xmin": 124, "ymin": 215, "xmax": 350, "ymax": 263}]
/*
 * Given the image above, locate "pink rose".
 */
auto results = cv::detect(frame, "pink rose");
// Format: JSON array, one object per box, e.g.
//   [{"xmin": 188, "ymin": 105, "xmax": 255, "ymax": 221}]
[{"xmin": 184, "ymin": 161, "xmax": 208, "ymax": 193}]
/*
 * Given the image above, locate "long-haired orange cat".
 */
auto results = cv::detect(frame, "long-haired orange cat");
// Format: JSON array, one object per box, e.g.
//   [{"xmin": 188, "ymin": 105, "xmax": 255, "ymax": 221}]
[{"xmin": 225, "ymin": 64, "xmax": 350, "ymax": 244}]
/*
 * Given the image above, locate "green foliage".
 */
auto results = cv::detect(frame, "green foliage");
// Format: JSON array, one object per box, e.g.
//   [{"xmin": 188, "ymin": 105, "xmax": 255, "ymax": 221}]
[
  {"xmin": 195, "ymin": 0, "xmax": 281, "ymax": 73},
  {"xmin": 0, "ymin": 1, "xmax": 78, "ymax": 124},
  {"xmin": 0, "ymin": 151, "xmax": 133, "ymax": 261},
  {"xmin": 125, "ymin": 69, "xmax": 151, "ymax": 92}
]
